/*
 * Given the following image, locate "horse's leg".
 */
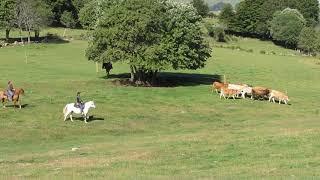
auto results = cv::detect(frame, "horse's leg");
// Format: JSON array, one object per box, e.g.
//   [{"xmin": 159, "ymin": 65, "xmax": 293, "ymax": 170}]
[
  {"xmin": 64, "ymin": 111, "xmax": 69, "ymax": 121},
  {"xmin": 64, "ymin": 114, "xmax": 67, "ymax": 121},
  {"xmin": 2, "ymin": 99, "xmax": 6, "ymax": 108},
  {"xmin": 84, "ymin": 113, "xmax": 88, "ymax": 123},
  {"xmin": 70, "ymin": 113, "xmax": 74, "ymax": 122},
  {"xmin": 18, "ymin": 97, "xmax": 22, "ymax": 109}
]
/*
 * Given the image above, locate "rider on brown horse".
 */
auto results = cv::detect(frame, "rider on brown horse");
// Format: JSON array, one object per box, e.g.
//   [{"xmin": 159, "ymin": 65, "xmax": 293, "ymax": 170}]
[{"xmin": 7, "ymin": 80, "xmax": 14, "ymax": 101}]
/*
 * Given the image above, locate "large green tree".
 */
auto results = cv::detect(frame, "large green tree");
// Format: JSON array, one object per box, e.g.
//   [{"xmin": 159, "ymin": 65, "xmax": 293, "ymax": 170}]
[
  {"xmin": 15, "ymin": 0, "xmax": 52, "ymax": 42},
  {"xmin": 85, "ymin": 0, "xmax": 211, "ymax": 85},
  {"xmin": 192, "ymin": 0, "xmax": 210, "ymax": 17},
  {"xmin": 269, "ymin": 8, "xmax": 306, "ymax": 47},
  {"xmin": 219, "ymin": 3, "xmax": 235, "ymax": 29},
  {"xmin": 0, "ymin": 0, "xmax": 16, "ymax": 40}
]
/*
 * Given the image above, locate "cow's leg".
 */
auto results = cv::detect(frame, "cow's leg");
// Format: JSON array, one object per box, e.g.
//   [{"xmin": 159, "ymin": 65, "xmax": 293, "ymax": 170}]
[
  {"xmin": 268, "ymin": 96, "xmax": 272, "ymax": 102},
  {"xmin": 279, "ymin": 99, "xmax": 281, "ymax": 104}
]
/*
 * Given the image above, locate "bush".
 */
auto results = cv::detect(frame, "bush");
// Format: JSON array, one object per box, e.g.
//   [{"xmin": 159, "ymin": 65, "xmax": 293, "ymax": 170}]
[
  {"xmin": 207, "ymin": 24, "xmax": 226, "ymax": 42},
  {"xmin": 247, "ymin": 49, "xmax": 253, "ymax": 53},
  {"xmin": 260, "ymin": 50, "xmax": 266, "ymax": 54},
  {"xmin": 298, "ymin": 27, "xmax": 318, "ymax": 54}
]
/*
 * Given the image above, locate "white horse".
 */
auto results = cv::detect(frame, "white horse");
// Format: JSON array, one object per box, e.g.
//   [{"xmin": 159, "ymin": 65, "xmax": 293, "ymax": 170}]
[{"xmin": 63, "ymin": 101, "xmax": 96, "ymax": 123}]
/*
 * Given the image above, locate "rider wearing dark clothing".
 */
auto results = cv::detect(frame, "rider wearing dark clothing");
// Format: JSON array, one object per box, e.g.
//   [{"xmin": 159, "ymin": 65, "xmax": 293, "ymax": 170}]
[
  {"xmin": 76, "ymin": 92, "xmax": 84, "ymax": 113},
  {"xmin": 7, "ymin": 81, "xmax": 14, "ymax": 101}
]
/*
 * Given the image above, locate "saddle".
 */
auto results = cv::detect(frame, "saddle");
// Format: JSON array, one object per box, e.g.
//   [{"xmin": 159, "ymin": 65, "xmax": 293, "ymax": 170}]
[{"xmin": 74, "ymin": 103, "xmax": 84, "ymax": 109}]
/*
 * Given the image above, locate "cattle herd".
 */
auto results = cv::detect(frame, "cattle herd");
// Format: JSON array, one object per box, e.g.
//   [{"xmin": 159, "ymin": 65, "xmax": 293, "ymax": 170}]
[{"xmin": 212, "ymin": 81, "xmax": 290, "ymax": 105}]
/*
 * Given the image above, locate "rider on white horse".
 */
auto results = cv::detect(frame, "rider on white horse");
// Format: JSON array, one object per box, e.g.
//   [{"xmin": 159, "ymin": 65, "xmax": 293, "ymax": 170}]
[
  {"xmin": 76, "ymin": 92, "xmax": 84, "ymax": 114},
  {"xmin": 63, "ymin": 100, "xmax": 96, "ymax": 123}
]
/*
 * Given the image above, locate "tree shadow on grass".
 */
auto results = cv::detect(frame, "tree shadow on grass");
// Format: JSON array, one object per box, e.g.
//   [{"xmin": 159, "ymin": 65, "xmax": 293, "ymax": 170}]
[
  {"xmin": 1, "ymin": 34, "xmax": 69, "ymax": 44},
  {"xmin": 101, "ymin": 72, "xmax": 222, "ymax": 87}
]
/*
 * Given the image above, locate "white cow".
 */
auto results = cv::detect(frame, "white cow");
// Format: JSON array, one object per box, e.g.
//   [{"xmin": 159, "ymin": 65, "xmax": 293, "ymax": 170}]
[{"xmin": 227, "ymin": 84, "xmax": 248, "ymax": 98}]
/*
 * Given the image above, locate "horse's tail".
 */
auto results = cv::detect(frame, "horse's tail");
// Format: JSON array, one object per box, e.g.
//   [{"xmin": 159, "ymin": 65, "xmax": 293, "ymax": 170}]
[{"xmin": 63, "ymin": 105, "xmax": 68, "ymax": 115}]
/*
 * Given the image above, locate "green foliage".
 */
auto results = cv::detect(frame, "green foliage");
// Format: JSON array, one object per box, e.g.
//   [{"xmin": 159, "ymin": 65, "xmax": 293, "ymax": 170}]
[
  {"xmin": 229, "ymin": 0, "xmax": 319, "ymax": 37},
  {"xmin": 78, "ymin": 1, "xmax": 96, "ymax": 29},
  {"xmin": 0, "ymin": 0, "xmax": 15, "ymax": 28},
  {"xmin": 0, "ymin": 0, "xmax": 16, "ymax": 39},
  {"xmin": 219, "ymin": 3, "xmax": 235, "ymax": 28},
  {"xmin": 207, "ymin": 25, "xmax": 226, "ymax": 42},
  {"xmin": 42, "ymin": 0, "xmax": 87, "ymax": 26},
  {"xmin": 192, "ymin": 0, "xmax": 210, "ymax": 17},
  {"xmin": 269, "ymin": 8, "xmax": 306, "ymax": 47},
  {"xmin": 232, "ymin": 0, "xmax": 264, "ymax": 34},
  {"xmin": 298, "ymin": 27, "xmax": 319, "ymax": 53},
  {"xmin": 60, "ymin": 11, "xmax": 77, "ymax": 28},
  {"xmin": 86, "ymin": 0, "xmax": 211, "ymax": 83}
]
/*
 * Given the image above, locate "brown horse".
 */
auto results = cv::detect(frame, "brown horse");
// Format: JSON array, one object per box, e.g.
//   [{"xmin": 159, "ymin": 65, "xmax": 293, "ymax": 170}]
[{"xmin": 0, "ymin": 88, "xmax": 25, "ymax": 109}]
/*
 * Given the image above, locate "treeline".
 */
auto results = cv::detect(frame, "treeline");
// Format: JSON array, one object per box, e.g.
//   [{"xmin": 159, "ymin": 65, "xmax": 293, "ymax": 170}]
[
  {"xmin": 218, "ymin": 0, "xmax": 320, "ymax": 54},
  {"xmin": 0, "ymin": 0, "xmax": 88, "ymax": 41}
]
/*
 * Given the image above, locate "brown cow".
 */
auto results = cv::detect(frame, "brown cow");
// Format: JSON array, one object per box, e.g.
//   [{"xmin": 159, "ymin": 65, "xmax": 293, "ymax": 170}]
[
  {"xmin": 220, "ymin": 87, "xmax": 240, "ymax": 100},
  {"xmin": 268, "ymin": 90, "xmax": 290, "ymax": 105},
  {"xmin": 251, "ymin": 86, "xmax": 270, "ymax": 100},
  {"xmin": 212, "ymin": 81, "xmax": 228, "ymax": 94}
]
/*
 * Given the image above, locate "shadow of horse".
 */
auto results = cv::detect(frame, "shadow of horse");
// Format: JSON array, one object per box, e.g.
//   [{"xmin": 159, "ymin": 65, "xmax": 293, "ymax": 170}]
[
  {"xmin": 73, "ymin": 115, "xmax": 105, "ymax": 123},
  {"xmin": 4, "ymin": 104, "xmax": 29, "ymax": 108}
]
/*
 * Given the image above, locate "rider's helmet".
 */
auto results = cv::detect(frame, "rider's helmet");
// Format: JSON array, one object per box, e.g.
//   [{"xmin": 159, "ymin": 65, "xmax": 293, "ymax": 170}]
[
  {"xmin": 77, "ymin": 92, "xmax": 81, "ymax": 95},
  {"xmin": 8, "ymin": 80, "xmax": 12, "ymax": 84}
]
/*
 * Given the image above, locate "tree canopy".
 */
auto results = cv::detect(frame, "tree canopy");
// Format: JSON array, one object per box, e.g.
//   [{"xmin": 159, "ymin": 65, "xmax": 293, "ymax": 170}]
[
  {"xmin": 228, "ymin": 0, "xmax": 319, "ymax": 38},
  {"xmin": 85, "ymin": 0, "xmax": 211, "ymax": 85},
  {"xmin": 269, "ymin": 8, "xmax": 306, "ymax": 47},
  {"xmin": 192, "ymin": 0, "xmax": 210, "ymax": 17},
  {"xmin": 0, "ymin": 0, "xmax": 16, "ymax": 40}
]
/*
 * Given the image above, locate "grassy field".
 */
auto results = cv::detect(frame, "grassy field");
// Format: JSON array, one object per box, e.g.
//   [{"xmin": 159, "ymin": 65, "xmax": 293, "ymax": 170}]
[{"xmin": 0, "ymin": 29, "xmax": 320, "ymax": 179}]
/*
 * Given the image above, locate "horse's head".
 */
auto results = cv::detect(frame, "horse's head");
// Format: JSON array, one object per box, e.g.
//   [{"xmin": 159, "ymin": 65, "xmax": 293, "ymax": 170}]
[
  {"xmin": 15, "ymin": 88, "xmax": 25, "ymax": 95},
  {"xmin": 87, "ymin": 101, "xmax": 96, "ymax": 109}
]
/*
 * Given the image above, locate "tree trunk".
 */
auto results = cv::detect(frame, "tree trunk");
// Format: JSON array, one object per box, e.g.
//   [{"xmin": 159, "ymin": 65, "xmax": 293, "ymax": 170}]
[
  {"xmin": 34, "ymin": 30, "xmax": 40, "ymax": 41},
  {"xmin": 5, "ymin": 29, "xmax": 10, "ymax": 41},
  {"xmin": 129, "ymin": 66, "xmax": 158, "ymax": 86},
  {"xmin": 63, "ymin": 28, "xmax": 67, "ymax": 37},
  {"xmin": 19, "ymin": 28, "xmax": 23, "ymax": 43},
  {"xmin": 130, "ymin": 65, "xmax": 137, "ymax": 82},
  {"xmin": 28, "ymin": 30, "xmax": 31, "ymax": 44}
]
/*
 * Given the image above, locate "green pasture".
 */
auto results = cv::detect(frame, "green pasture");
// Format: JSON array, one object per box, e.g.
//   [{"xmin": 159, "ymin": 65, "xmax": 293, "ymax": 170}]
[{"xmin": 0, "ymin": 29, "xmax": 320, "ymax": 179}]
